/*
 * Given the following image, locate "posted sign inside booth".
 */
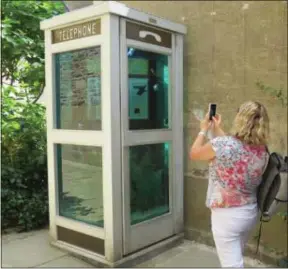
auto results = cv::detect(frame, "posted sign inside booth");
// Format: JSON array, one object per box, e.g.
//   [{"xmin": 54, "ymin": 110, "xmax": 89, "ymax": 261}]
[{"xmin": 52, "ymin": 19, "xmax": 101, "ymax": 44}]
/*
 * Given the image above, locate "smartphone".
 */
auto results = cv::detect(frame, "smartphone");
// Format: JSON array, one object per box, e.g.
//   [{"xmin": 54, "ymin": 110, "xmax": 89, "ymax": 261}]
[{"xmin": 209, "ymin": 103, "xmax": 217, "ymax": 121}]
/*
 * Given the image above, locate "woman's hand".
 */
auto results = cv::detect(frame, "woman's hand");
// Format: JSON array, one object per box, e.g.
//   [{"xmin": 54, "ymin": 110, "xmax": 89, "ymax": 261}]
[
  {"xmin": 212, "ymin": 114, "xmax": 222, "ymax": 129},
  {"xmin": 212, "ymin": 114, "xmax": 225, "ymax": 137},
  {"xmin": 200, "ymin": 113, "xmax": 212, "ymax": 132}
]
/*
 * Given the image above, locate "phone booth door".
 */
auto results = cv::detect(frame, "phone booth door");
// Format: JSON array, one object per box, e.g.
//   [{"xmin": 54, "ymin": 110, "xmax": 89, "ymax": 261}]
[{"xmin": 120, "ymin": 19, "xmax": 178, "ymax": 255}]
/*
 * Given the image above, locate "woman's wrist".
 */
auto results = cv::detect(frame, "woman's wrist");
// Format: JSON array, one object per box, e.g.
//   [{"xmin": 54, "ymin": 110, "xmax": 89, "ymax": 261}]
[
  {"xmin": 200, "ymin": 128, "xmax": 209, "ymax": 133},
  {"xmin": 198, "ymin": 130, "xmax": 207, "ymax": 137}
]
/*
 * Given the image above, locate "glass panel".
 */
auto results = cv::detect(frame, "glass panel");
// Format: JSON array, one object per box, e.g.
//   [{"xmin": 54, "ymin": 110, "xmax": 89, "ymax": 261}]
[
  {"xmin": 129, "ymin": 143, "xmax": 170, "ymax": 225},
  {"xmin": 57, "ymin": 144, "xmax": 104, "ymax": 227},
  {"xmin": 55, "ymin": 47, "xmax": 101, "ymax": 130},
  {"xmin": 127, "ymin": 48, "xmax": 169, "ymax": 130}
]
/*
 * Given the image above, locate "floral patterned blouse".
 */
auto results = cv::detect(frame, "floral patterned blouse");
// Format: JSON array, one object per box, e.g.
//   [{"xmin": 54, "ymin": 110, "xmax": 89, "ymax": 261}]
[{"xmin": 206, "ymin": 136, "xmax": 269, "ymax": 208}]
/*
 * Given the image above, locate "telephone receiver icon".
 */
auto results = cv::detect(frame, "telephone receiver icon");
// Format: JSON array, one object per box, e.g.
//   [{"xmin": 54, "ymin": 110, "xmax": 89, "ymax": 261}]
[{"xmin": 139, "ymin": 30, "xmax": 162, "ymax": 43}]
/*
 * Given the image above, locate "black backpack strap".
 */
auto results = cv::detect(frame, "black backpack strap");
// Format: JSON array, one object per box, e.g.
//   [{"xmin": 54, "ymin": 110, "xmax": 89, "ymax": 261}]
[
  {"xmin": 263, "ymin": 145, "xmax": 270, "ymax": 171},
  {"xmin": 255, "ymin": 213, "xmax": 270, "ymax": 254},
  {"xmin": 265, "ymin": 146, "xmax": 282, "ymax": 167},
  {"xmin": 256, "ymin": 215, "xmax": 263, "ymax": 254},
  {"xmin": 275, "ymin": 198, "xmax": 288, "ymax": 203}
]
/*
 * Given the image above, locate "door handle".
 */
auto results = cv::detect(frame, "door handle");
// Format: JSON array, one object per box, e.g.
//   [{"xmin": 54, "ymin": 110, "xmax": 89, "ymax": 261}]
[{"xmin": 139, "ymin": 30, "xmax": 162, "ymax": 43}]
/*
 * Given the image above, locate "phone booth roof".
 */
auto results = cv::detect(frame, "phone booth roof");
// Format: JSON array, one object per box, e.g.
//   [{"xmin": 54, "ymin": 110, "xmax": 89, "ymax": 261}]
[{"xmin": 40, "ymin": 1, "xmax": 187, "ymax": 34}]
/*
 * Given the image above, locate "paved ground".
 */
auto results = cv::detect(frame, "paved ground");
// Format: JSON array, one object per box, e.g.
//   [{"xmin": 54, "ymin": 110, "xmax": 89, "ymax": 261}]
[{"xmin": 1, "ymin": 229, "xmax": 268, "ymax": 268}]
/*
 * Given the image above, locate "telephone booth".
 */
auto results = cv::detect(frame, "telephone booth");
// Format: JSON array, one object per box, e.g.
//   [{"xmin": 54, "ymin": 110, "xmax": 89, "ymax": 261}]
[{"xmin": 40, "ymin": 1, "xmax": 186, "ymax": 266}]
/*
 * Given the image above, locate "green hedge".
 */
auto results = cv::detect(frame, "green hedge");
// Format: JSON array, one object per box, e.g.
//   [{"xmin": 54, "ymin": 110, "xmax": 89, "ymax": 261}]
[{"xmin": 1, "ymin": 87, "xmax": 49, "ymax": 231}]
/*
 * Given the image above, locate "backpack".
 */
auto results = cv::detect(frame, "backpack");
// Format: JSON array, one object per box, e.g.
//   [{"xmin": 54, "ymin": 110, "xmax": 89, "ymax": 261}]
[{"xmin": 255, "ymin": 148, "xmax": 288, "ymax": 253}]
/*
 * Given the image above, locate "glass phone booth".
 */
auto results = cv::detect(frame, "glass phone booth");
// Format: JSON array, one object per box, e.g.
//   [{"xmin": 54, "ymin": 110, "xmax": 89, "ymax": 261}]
[{"xmin": 41, "ymin": 1, "xmax": 186, "ymax": 267}]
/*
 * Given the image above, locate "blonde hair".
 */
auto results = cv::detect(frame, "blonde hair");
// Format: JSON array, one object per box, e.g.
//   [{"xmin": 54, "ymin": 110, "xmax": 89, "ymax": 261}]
[{"xmin": 230, "ymin": 101, "xmax": 269, "ymax": 145}]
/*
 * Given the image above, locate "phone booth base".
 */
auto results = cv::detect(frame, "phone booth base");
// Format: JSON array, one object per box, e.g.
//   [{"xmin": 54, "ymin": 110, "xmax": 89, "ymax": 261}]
[
  {"xmin": 41, "ymin": 1, "xmax": 186, "ymax": 266},
  {"xmin": 52, "ymin": 233, "xmax": 184, "ymax": 267}
]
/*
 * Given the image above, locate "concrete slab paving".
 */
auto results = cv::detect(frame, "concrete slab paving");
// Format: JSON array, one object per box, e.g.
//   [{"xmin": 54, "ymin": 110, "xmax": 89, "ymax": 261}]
[
  {"xmin": 156, "ymin": 247, "xmax": 220, "ymax": 267},
  {"xmin": 137, "ymin": 240, "xmax": 268, "ymax": 268},
  {"xmin": 2, "ymin": 229, "xmax": 41, "ymax": 245},
  {"xmin": 1, "ymin": 229, "xmax": 89, "ymax": 268},
  {"xmin": 39, "ymin": 256, "xmax": 93, "ymax": 268},
  {"xmin": 1, "ymin": 229, "xmax": 268, "ymax": 268}
]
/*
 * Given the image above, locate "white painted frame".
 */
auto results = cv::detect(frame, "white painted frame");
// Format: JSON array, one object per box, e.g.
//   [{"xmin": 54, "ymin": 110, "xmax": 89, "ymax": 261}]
[
  {"xmin": 45, "ymin": 29, "xmax": 58, "ymax": 241},
  {"xmin": 51, "ymin": 35, "xmax": 103, "ymax": 54},
  {"xmin": 52, "ymin": 37, "xmax": 105, "ymax": 243},
  {"xmin": 101, "ymin": 14, "xmax": 122, "ymax": 263},
  {"xmin": 172, "ymin": 34, "xmax": 184, "ymax": 234},
  {"xmin": 120, "ymin": 18, "xmax": 182, "ymax": 255},
  {"xmin": 44, "ymin": 14, "xmax": 116, "ymax": 256}
]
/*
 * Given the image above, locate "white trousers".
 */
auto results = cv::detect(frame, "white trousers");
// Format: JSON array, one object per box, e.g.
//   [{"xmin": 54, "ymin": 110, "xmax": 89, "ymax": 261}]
[{"xmin": 211, "ymin": 203, "xmax": 258, "ymax": 267}]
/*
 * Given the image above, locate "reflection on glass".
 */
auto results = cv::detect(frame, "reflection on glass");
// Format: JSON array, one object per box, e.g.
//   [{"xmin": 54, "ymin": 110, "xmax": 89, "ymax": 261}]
[
  {"xmin": 57, "ymin": 144, "xmax": 104, "ymax": 227},
  {"xmin": 129, "ymin": 143, "xmax": 170, "ymax": 225},
  {"xmin": 128, "ymin": 48, "xmax": 169, "ymax": 130},
  {"xmin": 55, "ymin": 47, "xmax": 101, "ymax": 130}
]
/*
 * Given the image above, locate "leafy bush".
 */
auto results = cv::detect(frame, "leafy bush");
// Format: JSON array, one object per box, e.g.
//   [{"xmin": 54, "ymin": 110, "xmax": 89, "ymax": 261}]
[
  {"xmin": 1, "ymin": 0, "xmax": 65, "ymax": 232},
  {"xmin": 2, "ymin": 0, "xmax": 65, "ymax": 101},
  {"xmin": 1, "ymin": 86, "xmax": 48, "ymax": 231}
]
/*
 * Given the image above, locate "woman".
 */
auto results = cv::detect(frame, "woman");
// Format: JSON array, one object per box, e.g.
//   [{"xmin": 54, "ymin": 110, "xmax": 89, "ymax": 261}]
[{"xmin": 190, "ymin": 101, "xmax": 270, "ymax": 267}]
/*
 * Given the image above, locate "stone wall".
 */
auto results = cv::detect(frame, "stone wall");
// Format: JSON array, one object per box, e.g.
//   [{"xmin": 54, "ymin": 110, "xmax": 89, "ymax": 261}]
[{"xmin": 121, "ymin": 0, "xmax": 287, "ymax": 264}]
